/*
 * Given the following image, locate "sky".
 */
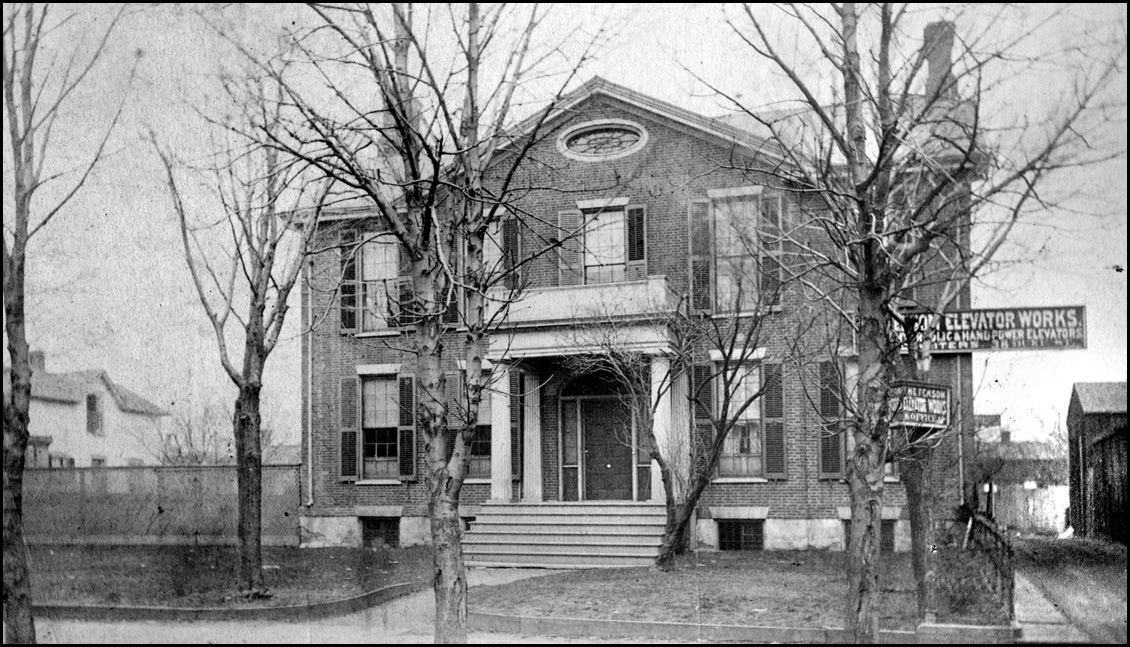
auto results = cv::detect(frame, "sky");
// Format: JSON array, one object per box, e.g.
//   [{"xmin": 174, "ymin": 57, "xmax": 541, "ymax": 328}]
[{"xmin": 5, "ymin": 3, "xmax": 1126, "ymax": 445}]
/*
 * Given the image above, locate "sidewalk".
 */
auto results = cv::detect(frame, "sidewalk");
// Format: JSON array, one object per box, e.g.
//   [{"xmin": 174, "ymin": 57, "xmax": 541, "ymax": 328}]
[{"xmin": 1014, "ymin": 569, "xmax": 1090, "ymax": 644}]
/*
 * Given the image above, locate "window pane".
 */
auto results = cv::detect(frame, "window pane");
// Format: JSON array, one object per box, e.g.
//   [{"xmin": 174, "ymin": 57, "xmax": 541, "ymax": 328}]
[
  {"xmin": 363, "ymin": 377, "xmax": 398, "ymax": 427},
  {"xmin": 584, "ymin": 210, "xmax": 625, "ymax": 283},
  {"xmin": 362, "ymin": 239, "xmax": 398, "ymax": 281},
  {"xmin": 726, "ymin": 365, "xmax": 761, "ymax": 421},
  {"xmin": 720, "ymin": 421, "xmax": 762, "ymax": 476}
]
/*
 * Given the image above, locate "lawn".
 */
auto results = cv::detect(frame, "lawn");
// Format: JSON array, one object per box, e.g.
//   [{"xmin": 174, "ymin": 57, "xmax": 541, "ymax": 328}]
[
  {"xmin": 28, "ymin": 544, "xmax": 432, "ymax": 609},
  {"xmin": 471, "ymin": 549, "xmax": 1008, "ymax": 631}
]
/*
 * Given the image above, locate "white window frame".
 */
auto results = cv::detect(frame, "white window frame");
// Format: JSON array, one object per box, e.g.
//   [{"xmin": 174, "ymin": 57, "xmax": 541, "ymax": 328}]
[
  {"xmin": 360, "ymin": 375, "xmax": 399, "ymax": 481},
  {"xmin": 717, "ymin": 364, "xmax": 765, "ymax": 478},
  {"xmin": 582, "ymin": 207, "xmax": 627, "ymax": 285},
  {"xmin": 710, "ymin": 191, "xmax": 784, "ymax": 312},
  {"xmin": 359, "ymin": 236, "xmax": 401, "ymax": 333}
]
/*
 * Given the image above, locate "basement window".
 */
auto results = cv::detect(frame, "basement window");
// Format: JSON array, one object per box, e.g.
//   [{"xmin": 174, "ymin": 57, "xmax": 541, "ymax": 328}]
[
  {"xmin": 361, "ymin": 517, "xmax": 399, "ymax": 548},
  {"xmin": 718, "ymin": 520, "xmax": 764, "ymax": 551}
]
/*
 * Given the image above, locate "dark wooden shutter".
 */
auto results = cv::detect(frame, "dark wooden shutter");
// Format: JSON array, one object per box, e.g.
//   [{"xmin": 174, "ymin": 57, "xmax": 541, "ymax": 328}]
[
  {"xmin": 442, "ymin": 240, "xmax": 460, "ymax": 325},
  {"xmin": 510, "ymin": 369, "xmax": 522, "ymax": 480},
  {"xmin": 762, "ymin": 363, "xmax": 787, "ymax": 479},
  {"xmin": 397, "ymin": 374, "xmax": 417, "ymax": 480},
  {"xmin": 394, "ymin": 244, "xmax": 417, "ymax": 328},
  {"xmin": 340, "ymin": 230, "xmax": 358, "ymax": 333},
  {"xmin": 760, "ymin": 195, "xmax": 783, "ymax": 304},
  {"xmin": 339, "ymin": 376, "xmax": 360, "ymax": 481},
  {"xmin": 501, "ymin": 218, "xmax": 520, "ymax": 290},
  {"xmin": 626, "ymin": 204, "xmax": 647, "ymax": 280},
  {"xmin": 819, "ymin": 361, "xmax": 844, "ymax": 479},
  {"xmin": 691, "ymin": 364, "xmax": 715, "ymax": 474},
  {"xmin": 444, "ymin": 371, "xmax": 463, "ymax": 462},
  {"xmin": 558, "ymin": 209, "xmax": 583, "ymax": 286},
  {"xmin": 688, "ymin": 200, "xmax": 713, "ymax": 312}
]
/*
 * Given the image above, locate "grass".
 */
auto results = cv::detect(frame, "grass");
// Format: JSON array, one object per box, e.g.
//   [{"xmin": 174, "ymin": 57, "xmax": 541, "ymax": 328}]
[
  {"xmin": 471, "ymin": 550, "xmax": 1000, "ymax": 631},
  {"xmin": 28, "ymin": 544, "xmax": 432, "ymax": 609}
]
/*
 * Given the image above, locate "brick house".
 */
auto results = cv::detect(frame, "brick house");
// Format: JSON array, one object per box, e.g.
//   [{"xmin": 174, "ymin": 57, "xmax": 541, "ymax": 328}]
[{"xmin": 298, "ymin": 75, "xmax": 973, "ymax": 564}]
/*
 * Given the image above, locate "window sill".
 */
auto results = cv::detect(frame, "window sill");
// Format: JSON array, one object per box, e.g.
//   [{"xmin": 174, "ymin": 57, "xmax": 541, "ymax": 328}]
[
  {"xmin": 464, "ymin": 477, "xmax": 491, "ymax": 484},
  {"xmin": 712, "ymin": 476, "xmax": 769, "ymax": 484},
  {"xmin": 353, "ymin": 329, "xmax": 405, "ymax": 338},
  {"xmin": 355, "ymin": 479, "xmax": 402, "ymax": 485},
  {"xmin": 884, "ymin": 476, "xmax": 901, "ymax": 483},
  {"xmin": 711, "ymin": 305, "xmax": 783, "ymax": 318}
]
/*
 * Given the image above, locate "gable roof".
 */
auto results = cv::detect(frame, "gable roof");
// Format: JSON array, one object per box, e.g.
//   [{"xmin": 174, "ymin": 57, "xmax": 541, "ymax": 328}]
[
  {"xmin": 3, "ymin": 367, "xmax": 168, "ymax": 417},
  {"xmin": 1073, "ymin": 382, "xmax": 1127, "ymax": 415},
  {"xmin": 506, "ymin": 75, "xmax": 787, "ymax": 165}
]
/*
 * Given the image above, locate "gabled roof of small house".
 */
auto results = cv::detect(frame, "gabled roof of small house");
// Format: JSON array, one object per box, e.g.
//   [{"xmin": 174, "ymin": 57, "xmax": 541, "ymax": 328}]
[
  {"xmin": 3, "ymin": 367, "xmax": 168, "ymax": 417},
  {"xmin": 1072, "ymin": 382, "xmax": 1127, "ymax": 415}
]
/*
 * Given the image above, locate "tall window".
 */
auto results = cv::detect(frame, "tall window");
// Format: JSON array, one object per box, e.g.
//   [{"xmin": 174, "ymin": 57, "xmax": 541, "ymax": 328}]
[
  {"xmin": 583, "ymin": 209, "xmax": 626, "ymax": 284},
  {"xmin": 361, "ymin": 377, "xmax": 399, "ymax": 478},
  {"xmin": 86, "ymin": 394, "xmax": 102, "ymax": 435},
  {"xmin": 341, "ymin": 232, "xmax": 411, "ymax": 332},
  {"xmin": 689, "ymin": 191, "xmax": 784, "ymax": 313},
  {"xmin": 714, "ymin": 195, "xmax": 783, "ymax": 311},
  {"xmin": 360, "ymin": 239, "xmax": 400, "ymax": 332},
  {"xmin": 468, "ymin": 379, "xmax": 492, "ymax": 478},
  {"xmin": 719, "ymin": 365, "xmax": 763, "ymax": 476}
]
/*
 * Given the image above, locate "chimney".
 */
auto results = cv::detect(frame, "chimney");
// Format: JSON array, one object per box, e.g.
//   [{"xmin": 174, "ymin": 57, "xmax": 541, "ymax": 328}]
[
  {"xmin": 924, "ymin": 21, "xmax": 956, "ymax": 100},
  {"xmin": 29, "ymin": 350, "xmax": 46, "ymax": 374},
  {"xmin": 999, "ymin": 430, "xmax": 1011, "ymax": 444}
]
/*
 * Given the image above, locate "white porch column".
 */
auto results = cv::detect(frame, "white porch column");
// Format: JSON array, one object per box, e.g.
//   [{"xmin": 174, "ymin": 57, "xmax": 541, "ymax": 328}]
[
  {"xmin": 490, "ymin": 363, "xmax": 512, "ymax": 501},
  {"xmin": 650, "ymin": 356, "xmax": 672, "ymax": 503},
  {"xmin": 522, "ymin": 373, "xmax": 543, "ymax": 502}
]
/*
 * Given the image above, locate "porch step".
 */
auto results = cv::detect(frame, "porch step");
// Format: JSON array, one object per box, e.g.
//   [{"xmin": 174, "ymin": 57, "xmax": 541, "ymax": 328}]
[{"xmin": 463, "ymin": 502, "xmax": 666, "ymax": 568}]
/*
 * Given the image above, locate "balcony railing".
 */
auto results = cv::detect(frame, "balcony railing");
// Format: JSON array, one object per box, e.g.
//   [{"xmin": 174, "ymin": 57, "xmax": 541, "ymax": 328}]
[{"xmin": 489, "ymin": 275, "xmax": 682, "ymax": 327}]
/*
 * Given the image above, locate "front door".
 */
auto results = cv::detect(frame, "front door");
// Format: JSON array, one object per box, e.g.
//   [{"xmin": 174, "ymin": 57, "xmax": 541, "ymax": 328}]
[{"xmin": 582, "ymin": 399, "xmax": 633, "ymax": 500}]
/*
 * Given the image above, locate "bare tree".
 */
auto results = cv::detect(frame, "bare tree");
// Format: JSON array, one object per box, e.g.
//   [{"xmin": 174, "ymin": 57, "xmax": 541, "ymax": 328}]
[
  {"xmin": 719, "ymin": 4, "xmax": 1125, "ymax": 641},
  {"xmin": 233, "ymin": 4, "xmax": 602, "ymax": 641},
  {"xmin": 3, "ymin": 4, "xmax": 135, "ymax": 641},
  {"xmin": 151, "ymin": 71, "xmax": 327, "ymax": 596},
  {"xmin": 148, "ymin": 404, "xmax": 234, "ymax": 466}
]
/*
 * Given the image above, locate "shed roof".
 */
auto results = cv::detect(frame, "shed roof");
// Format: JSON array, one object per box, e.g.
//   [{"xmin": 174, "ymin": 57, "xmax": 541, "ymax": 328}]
[{"xmin": 1073, "ymin": 382, "xmax": 1127, "ymax": 415}]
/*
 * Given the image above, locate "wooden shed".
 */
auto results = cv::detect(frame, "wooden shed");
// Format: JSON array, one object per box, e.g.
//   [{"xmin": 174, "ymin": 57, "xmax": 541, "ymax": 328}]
[{"xmin": 1067, "ymin": 382, "xmax": 1127, "ymax": 543}]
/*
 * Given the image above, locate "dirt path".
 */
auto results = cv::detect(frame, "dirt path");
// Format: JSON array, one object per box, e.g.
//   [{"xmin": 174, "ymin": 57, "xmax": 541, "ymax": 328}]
[{"xmin": 1014, "ymin": 537, "xmax": 1127, "ymax": 644}]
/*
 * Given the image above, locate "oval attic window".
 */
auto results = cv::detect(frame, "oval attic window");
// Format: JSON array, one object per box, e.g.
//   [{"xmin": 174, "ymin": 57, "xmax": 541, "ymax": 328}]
[{"xmin": 559, "ymin": 120, "xmax": 647, "ymax": 161}]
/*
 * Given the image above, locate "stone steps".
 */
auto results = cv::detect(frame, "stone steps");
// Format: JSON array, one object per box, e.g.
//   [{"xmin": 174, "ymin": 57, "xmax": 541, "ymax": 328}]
[{"xmin": 463, "ymin": 502, "xmax": 666, "ymax": 568}]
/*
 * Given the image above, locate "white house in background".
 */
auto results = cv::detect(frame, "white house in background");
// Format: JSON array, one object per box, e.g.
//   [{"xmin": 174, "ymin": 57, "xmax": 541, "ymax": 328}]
[{"xmin": 3, "ymin": 351, "xmax": 169, "ymax": 467}]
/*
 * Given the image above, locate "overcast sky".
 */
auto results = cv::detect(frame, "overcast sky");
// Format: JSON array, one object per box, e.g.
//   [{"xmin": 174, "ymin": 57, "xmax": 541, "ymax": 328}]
[{"xmin": 6, "ymin": 3, "xmax": 1126, "ymax": 444}]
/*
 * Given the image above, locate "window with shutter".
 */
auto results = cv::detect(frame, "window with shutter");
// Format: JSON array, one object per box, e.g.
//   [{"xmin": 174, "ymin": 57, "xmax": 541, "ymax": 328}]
[
  {"xmin": 397, "ymin": 375, "xmax": 417, "ymax": 480},
  {"xmin": 339, "ymin": 376, "xmax": 361, "ymax": 481},
  {"xmin": 718, "ymin": 365, "xmax": 763, "ymax": 477},
  {"xmin": 691, "ymin": 364, "xmax": 715, "ymax": 474},
  {"xmin": 340, "ymin": 230, "xmax": 359, "ymax": 332},
  {"xmin": 688, "ymin": 200, "xmax": 713, "ymax": 312},
  {"xmin": 762, "ymin": 363, "xmax": 787, "ymax": 479},
  {"xmin": 360, "ymin": 376, "xmax": 398, "ymax": 479},
  {"xmin": 558, "ymin": 209, "xmax": 583, "ymax": 285},
  {"xmin": 713, "ymin": 193, "xmax": 785, "ymax": 311},
  {"xmin": 509, "ymin": 369, "xmax": 522, "ymax": 480},
  {"xmin": 819, "ymin": 361, "xmax": 845, "ymax": 479},
  {"xmin": 625, "ymin": 205, "xmax": 647, "ymax": 280}
]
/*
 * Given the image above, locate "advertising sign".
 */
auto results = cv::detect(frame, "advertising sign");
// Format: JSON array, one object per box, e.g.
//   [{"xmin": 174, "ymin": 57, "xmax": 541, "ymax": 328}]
[
  {"xmin": 901, "ymin": 306, "xmax": 1087, "ymax": 353},
  {"xmin": 889, "ymin": 381, "xmax": 951, "ymax": 430}
]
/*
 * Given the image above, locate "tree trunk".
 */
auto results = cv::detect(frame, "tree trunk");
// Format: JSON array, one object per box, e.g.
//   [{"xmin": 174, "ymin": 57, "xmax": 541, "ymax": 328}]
[
  {"xmin": 430, "ymin": 490, "xmax": 468, "ymax": 643},
  {"xmin": 3, "ymin": 249, "xmax": 37, "ymax": 644},
  {"xmin": 903, "ymin": 447, "xmax": 937, "ymax": 621},
  {"xmin": 844, "ymin": 278, "xmax": 893, "ymax": 643},
  {"xmin": 654, "ymin": 454, "xmax": 685, "ymax": 569},
  {"xmin": 233, "ymin": 380, "xmax": 268, "ymax": 597},
  {"xmin": 845, "ymin": 466, "xmax": 884, "ymax": 643}
]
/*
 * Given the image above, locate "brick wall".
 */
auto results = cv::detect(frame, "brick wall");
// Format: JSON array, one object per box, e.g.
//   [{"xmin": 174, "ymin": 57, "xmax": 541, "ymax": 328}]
[{"xmin": 301, "ymin": 92, "xmax": 971, "ymax": 524}]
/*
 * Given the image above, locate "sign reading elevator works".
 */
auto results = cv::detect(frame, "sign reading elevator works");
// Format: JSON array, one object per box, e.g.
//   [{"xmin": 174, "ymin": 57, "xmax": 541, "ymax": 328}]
[
  {"xmin": 927, "ymin": 306, "xmax": 1087, "ymax": 353},
  {"xmin": 889, "ymin": 381, "xmax": 951, "ymax": 430}
]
